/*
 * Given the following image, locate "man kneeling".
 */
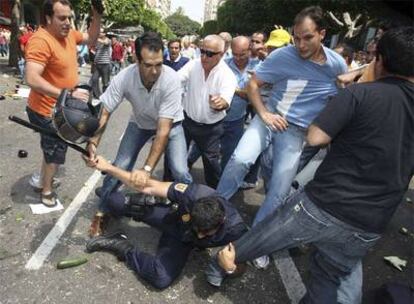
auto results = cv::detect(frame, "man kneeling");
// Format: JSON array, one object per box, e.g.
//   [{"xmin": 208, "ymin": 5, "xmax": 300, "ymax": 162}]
[{"xmin": 86, "ymin": 155, "xmax": 247, "ymax": 289}]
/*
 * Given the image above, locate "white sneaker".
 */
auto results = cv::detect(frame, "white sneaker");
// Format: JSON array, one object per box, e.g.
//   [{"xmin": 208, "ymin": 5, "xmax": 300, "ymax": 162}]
[
  {"xmin": 29, "ymin": 173, "xmax": 61, "ymax": 191},
  {"xmin": 252, "ymin": 255, "xmax": 270, "ymax": 269}
]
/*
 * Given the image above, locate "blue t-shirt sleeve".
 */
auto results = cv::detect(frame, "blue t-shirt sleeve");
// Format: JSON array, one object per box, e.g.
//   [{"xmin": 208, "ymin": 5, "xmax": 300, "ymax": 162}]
[{"xmin": 255, "ymin": 46, "xmax": 292, "ymax": 84}]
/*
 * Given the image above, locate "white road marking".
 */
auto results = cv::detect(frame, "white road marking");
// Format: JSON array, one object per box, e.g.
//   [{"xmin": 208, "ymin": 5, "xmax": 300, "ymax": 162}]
[
  {"xmin": 272, "ymin": 250, "xmax": 306, "ymax": 303},
  {"xmin": 25, "ymin": 170, "xmax": 102, "ymax": 270}
]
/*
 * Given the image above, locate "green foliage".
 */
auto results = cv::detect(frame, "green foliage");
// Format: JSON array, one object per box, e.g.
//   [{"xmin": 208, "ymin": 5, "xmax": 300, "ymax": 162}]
[
  {"xmin": 164, "ymin": 9, "xmax": 201, "ymax": 37},
  {"xmin": 72, "ymin": 0, "xmax": 145, "ymax": 25},
  {"xmin": 141, "ymin": 9, "xmax": 175, "ymax": 39},
  {"xmin": 71, "ymin": 0, "xmax": 175, "ymax": 39},
  {"xmin": 200, "ymin": 20, "xmax": 218, "ymax": 37},
  {"xmin": 215, "ymin": 0, "xmax": 389, "ymax": 36}
]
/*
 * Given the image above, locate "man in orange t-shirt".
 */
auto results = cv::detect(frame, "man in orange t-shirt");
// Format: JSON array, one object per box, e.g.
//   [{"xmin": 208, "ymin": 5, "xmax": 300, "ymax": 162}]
[{"xmin": 25, "ymin": 0, "xmax": 102, "ymax": 207}]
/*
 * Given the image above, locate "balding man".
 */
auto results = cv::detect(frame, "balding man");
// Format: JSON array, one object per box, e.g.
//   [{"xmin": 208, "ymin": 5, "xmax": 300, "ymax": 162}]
[
  {"xmin": 222, "ymin": 36, "xmax": 259, "ymax": 169},
  {"xmin": 178, "ymin": 35, "xmax": 237, "ymax": 188},
  {"xmin": 219, "ymin": 32, "xmax": 233, "ymax": 58}
]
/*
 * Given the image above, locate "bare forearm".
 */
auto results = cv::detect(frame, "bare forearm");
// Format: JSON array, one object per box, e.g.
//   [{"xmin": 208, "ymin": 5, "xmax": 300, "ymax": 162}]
[
  {"xmin": 26, "ymin": 73, "xmax": 62, "ymax": 99},
  {"xmin": 99, "ymin": 162, "xmax": 136, "ymax": 189},
  {"xmin": 247, "ymin": 80, "xmax": 266, "ymax": 116},
  {"xmin": 141, "ymin": 179, "xmax": 173, "ymax": 197},
  {"xmin": 89, "ymin": 108, "xmax": 110, "ymax": 146},
  {"xmin": 145, "ymin": 133, "xmax": 169, "ymax": 168}
]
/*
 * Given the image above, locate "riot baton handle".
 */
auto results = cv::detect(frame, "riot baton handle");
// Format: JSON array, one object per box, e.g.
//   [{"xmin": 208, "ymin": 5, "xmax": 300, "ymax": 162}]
[{"xmin": 9, "ymin": 115, "xmax": 89, "ymax": 156}]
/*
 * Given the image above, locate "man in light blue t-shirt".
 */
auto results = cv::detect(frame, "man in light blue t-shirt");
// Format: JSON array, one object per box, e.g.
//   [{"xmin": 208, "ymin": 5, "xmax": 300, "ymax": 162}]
[{"xmin": 217, "ymin": 5, "xmax": 346, "ymax": 246}]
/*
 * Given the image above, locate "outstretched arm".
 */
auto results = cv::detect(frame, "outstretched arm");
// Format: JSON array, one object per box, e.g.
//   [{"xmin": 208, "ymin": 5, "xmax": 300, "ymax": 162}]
[{"xmin": 93, "ymin": 155, "xmax": 173, "ymax": 197}]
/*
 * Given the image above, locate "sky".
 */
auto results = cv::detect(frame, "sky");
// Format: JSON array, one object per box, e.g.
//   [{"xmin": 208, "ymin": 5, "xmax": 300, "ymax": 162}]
[{"xmin": 170, "ymin": 0, "xmax": 205, "ymax": 24}]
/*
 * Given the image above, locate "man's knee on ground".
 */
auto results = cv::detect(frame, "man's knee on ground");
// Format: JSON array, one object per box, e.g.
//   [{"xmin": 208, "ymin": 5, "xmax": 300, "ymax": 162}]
[
  {"xmin": 106, "ymin": 192, "xmax": 128, "ymax": 217},
  {"xmin": 145, "ymin": 261, "xmax": 177, "ymax": 290}
]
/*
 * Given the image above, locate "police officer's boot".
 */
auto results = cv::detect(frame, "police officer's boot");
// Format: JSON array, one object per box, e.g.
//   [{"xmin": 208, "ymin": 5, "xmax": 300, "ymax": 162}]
[{"xmin": 86, "ymin": 232, "xmax": 133, "ymax": 261}]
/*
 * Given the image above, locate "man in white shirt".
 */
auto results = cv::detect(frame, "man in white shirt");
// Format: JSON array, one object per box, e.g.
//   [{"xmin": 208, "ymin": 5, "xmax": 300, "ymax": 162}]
[
  {"xmin": 178, "ymin": 35, "xmax": 237, "ymax": 188},
  {"xmin": 85, "ymin": 32, "xmax": 192, "ymax": 237}
]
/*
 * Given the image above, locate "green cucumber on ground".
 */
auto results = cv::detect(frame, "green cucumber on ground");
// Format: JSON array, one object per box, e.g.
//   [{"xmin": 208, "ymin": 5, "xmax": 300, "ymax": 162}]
[{"xmin": 56, "ymin": 257, "xmax": 88, "ymax": 269}]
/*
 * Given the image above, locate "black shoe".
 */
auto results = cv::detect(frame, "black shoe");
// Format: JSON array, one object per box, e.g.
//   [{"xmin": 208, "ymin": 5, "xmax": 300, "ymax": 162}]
[
  {"xmin": 95, "ymin": 187, "xmax": 103, "ymax": 198},
  {"xmin": 86, "ymin": 232, "xmax": 133, "ymax": 261}
]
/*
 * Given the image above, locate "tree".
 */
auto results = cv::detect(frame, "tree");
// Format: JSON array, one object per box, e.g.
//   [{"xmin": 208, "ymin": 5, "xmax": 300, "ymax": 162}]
[
  {"xmin": 8, "ymin": 0, "xmax": 22, "ymax": 68},
  {"xmin": 199, "ymin": 20, "xmax": 218, "ymax": 37},
  {"xmin": 214, "ymin": 0, "xmax": 412, "ymax": 45},
  {"xmin": 73, "ymin": 0, "xmax": 145, "ymax": 27},
  {"xmin": 164, "ymin": 8, "xmax": 201, "ymax": 37}
]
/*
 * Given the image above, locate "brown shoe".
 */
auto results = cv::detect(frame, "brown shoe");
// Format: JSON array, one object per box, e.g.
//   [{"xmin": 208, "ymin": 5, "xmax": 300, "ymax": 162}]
[{"xmin": 89, "ymin": 212, "xmax": 109, "ymax": 237}]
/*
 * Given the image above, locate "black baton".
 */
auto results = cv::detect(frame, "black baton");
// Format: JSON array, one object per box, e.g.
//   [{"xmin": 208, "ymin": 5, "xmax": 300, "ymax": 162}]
[{"xmin": 9, "ymin": 115, "xmax": 89, "ymax": 156}]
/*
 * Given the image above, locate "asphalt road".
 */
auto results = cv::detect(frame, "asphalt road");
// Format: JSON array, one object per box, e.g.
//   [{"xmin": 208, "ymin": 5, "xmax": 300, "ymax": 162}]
[{"xmin": 0, "ymin": 58, "xmax": 413, "ymax": 304}]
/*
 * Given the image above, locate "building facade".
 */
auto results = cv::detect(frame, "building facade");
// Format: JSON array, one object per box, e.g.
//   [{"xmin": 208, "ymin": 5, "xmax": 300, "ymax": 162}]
[
  {"xmin": 145, "ymin": 0, "xmax": 171, "ymax": 18},
  {"xmin": 203, "ymin": 0, "xmax": 226, "ymax": 22}
]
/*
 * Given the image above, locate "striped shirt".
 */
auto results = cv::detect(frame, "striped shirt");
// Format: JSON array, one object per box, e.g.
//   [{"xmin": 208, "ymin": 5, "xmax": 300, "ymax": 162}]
[{"xmin": 94, "ymin": 39, "xmax": 112, "ymax": 64}]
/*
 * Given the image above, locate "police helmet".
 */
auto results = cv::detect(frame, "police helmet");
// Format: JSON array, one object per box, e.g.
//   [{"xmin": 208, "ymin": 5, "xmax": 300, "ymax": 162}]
[{"xmin": 53, "ymin": 87, "xmax": 100, "ymax": 144}]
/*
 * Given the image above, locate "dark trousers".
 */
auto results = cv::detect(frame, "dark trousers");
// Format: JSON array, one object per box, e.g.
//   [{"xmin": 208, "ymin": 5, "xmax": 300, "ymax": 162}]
[
  {"xmin": 91, "ymin": 63, "xmax": 111, "ymax": 98},
  {"xmin": 183, "ymin": 114, "xmax": 224, "ymax": 188},
  {"xmin": 107, "ymin": 192, "xmax": 193, "ymax": 290}
]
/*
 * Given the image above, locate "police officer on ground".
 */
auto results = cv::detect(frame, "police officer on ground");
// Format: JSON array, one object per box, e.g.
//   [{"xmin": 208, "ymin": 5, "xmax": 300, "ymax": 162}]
[{"xmin": 86, "ymin": 155, "xmax": 247, "ymax": 289}]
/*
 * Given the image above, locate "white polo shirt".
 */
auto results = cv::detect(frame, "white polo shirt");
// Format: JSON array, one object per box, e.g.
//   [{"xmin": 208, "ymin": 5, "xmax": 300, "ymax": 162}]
[
  {"xmin": 100, "ymin": 64, "xmax": 184, "ymax": 130},
  {"xmin": 179, "ymin": 59, "xmax": 237, "ymax": 124}
]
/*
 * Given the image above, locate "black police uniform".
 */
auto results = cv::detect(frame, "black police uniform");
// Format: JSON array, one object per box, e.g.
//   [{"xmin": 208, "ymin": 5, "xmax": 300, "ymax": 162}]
[{"xmin": 106, "ymin": 182, "xmax": 247, "ymax": 289}]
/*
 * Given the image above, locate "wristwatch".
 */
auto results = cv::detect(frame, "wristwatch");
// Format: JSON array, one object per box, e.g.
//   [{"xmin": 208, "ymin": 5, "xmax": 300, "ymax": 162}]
[{"xmin": 143, "ymin": 165, "xmax": 152, "ymax": 174}]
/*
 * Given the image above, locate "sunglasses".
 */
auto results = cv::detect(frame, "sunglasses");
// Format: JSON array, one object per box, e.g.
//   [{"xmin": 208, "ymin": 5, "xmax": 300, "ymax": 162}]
[{"xmin": 200, "ymin": 48, "xmax": 221, "ymax": 58}]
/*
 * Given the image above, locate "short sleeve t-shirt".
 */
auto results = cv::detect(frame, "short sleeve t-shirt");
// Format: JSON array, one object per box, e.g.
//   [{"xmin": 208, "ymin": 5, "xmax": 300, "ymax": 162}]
[
  {"xmin": 101, "ymin": 64, "xmax": 184, "ymax": 129},
  {"xmin": 26, "ymin": 28, "xmax": 83, "ymax": 117},
  {"xmin": 255, "ymin": 45, "xmax": 347, "ymax": 128},
  {"xmin": 224, "ymin": 57, "xmax": 259, "ymax": 121},
  {"xmin": 306, "ymin": 77, "xmax": 414, "ymax": 233}
]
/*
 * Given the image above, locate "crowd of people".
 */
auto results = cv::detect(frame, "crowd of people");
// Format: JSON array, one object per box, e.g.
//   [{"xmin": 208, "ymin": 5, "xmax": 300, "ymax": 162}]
[{"xmin": 13, "ymin": 0, "xmax": 413, "ymax": 303}]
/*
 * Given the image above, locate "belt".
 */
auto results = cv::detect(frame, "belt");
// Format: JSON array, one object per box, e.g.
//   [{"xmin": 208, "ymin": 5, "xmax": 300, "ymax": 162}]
[{"xmin": 184, "ymin": 112, "xmax": 223, "ymax": 127}]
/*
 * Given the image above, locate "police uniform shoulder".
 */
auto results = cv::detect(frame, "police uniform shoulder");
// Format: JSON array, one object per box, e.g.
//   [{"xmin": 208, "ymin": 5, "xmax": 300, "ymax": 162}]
[{"xmin": 173, "ymin": 183, "xmax": 189, "ymax": 193}]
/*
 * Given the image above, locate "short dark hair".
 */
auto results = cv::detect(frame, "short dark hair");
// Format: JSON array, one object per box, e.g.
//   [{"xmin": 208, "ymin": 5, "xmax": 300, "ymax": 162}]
[
  {"xmin": 42, "ymin": 0, "xmax": 72, "ymax": 25},
  {"xmin": 191, "ymin": 196, "xmax": 225, "ymax": 232},
  {"xmin": 134, "ymin": 32, "xmax": 164, "ymax": 62},
  {"xmin": 335, "ymin": 43, "xmax": 354, "ymax": 65},
  {"xmin": 168, "ymin": 39, "xmax": 181, "ymax": 49},
  {"xmin": 294, "ymin": 6, "xmax": 325, "ymax": 31},
  {"xmin": 376, "ymin": 26, "xmax": 414, "ymax": 77},
  {"xmin": 252, "ymin": 31, "xmax": 268, "ymax": 42}
]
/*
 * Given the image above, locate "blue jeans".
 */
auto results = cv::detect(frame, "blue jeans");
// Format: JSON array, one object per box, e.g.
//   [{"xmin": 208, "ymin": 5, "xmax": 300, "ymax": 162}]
[
  {"xmin": 221, "ymin": 118, "xmax": 245, "ymax": 170},
  {"xmin": 217, "ymin": 115, "xmax": 305, "ymax": 224},
  {"xmin": 91, "ymin": 63, "xmax": 111, "ymax": 98},
  {"xmin": 99, "ymin": 122, "xmax": 192, "ymax": 212},
  {"xmin": 217, "ymin": 115, "xmax": 272, "ymax": 198},
  {"xmin": 206, "ymin": 189, "xmax": 379, "ymax": 304}
]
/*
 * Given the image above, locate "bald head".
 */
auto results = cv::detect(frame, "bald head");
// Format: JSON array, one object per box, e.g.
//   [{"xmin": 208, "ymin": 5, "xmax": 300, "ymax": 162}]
[
  {"xmin": 203, "ymin": 35, "xmax": 225, "ymax": 52},
  {"xmin": 219, "ymin": 32, "xmax": 232, "ymax": 52},
  {"xmin": 231, "ymin": 36, "xmax": 250, "ymax": 69},
  {"xmin": 232, "ymin": 36, "xmax": 250, "ymax": 50}
]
